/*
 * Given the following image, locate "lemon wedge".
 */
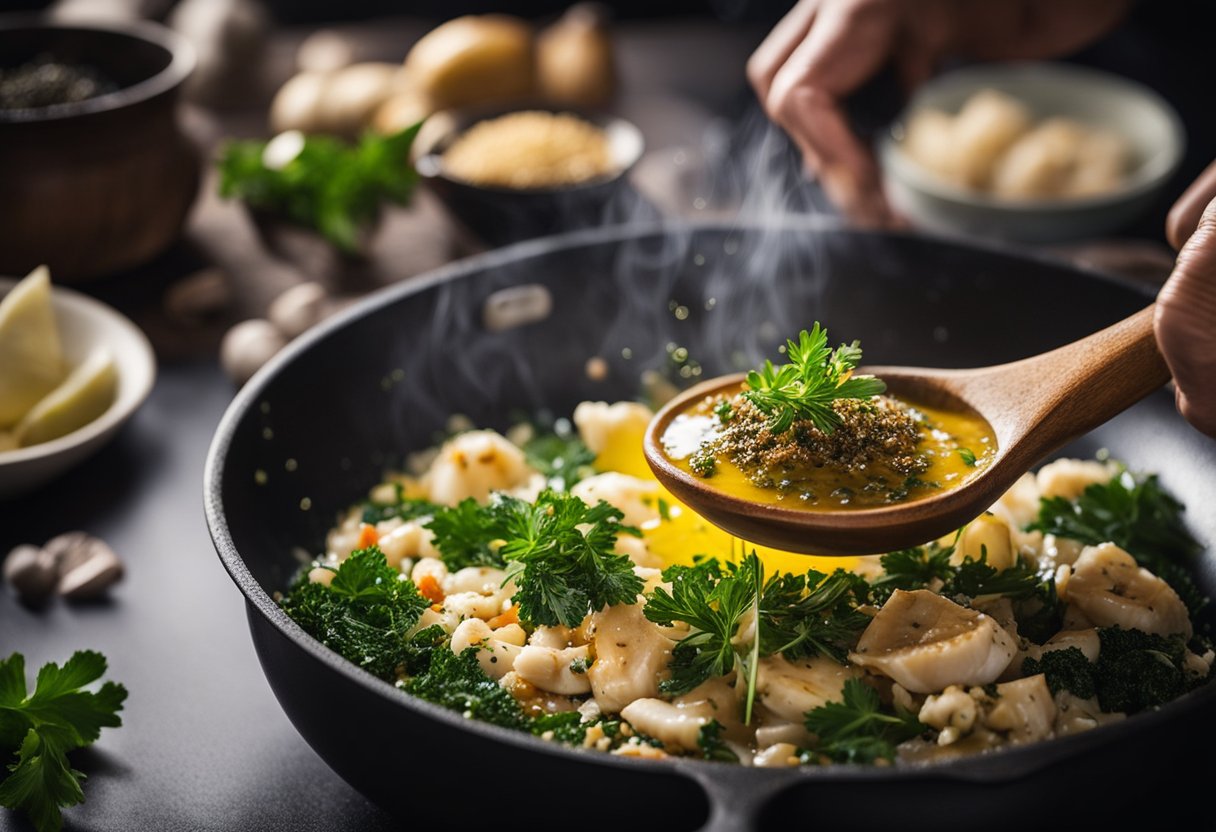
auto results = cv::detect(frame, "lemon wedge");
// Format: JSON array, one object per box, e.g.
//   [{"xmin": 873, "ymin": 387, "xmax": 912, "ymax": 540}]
[
  {"xmin": 0, "ymin": 266, "xmax": 66, "ymax": 428},
  {"xmin": 15, "ymin": 348, "xmax": 118, "ymax": 448}
]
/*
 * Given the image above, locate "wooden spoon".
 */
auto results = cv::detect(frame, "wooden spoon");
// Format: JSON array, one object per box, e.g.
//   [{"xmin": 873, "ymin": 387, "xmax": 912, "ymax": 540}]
[{"xmin": 643, "ymin": 305, "xmax": 1169, "ymax": 556}]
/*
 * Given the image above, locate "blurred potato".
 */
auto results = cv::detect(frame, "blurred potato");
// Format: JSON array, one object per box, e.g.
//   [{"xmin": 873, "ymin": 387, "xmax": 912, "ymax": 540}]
[
  {"xmin": 903, "ymin": 109, "xmax": 958, "ymax": 180},
  {"xmin": 951, "ymin": 90, "xmax": 1032, "ymax": 189},
  {"xmin": 900, "ymin": 88, "xmax": 1133, "ymax": 201},
  {"xmin": 373, "ymin": 88, "xmax": 432, "ymax": 136},
  {"xmin": 405, "ymin": 15, "xmax": 534, "ymax": 112},
  {"xmin": 270, "ymin": 62, "xmax": 405, "ymax": 137},
  {"xmin": 537, "ymin": 3, "xmax": 616, "ymax": 108},
  {"xmin": 1066, "ymin": 128, "xmax": 1131, "ymax": 197},
  {"xmin": 992, "ymin": 118, "xmax": 1087, "ymax": 199}
]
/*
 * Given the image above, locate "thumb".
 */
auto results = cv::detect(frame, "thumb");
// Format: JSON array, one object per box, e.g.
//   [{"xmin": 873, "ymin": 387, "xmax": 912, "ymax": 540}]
[{"xmin": 1155, "ymin": 194, "xmax": 1216, "ymax": 438}]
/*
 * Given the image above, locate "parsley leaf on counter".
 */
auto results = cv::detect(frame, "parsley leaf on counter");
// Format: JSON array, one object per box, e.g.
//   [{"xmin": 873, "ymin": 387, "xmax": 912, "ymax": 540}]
[
  {"xmin": 803, "ymin": 678, "xmax": 925, "ymax": 764},
  {"xmin": 217, "ymin": 123, "xmax": 422, "ymax": 253},
  {"xmin": 1029, "ymin": 471, "xmax": 1206, "ymax": 615},
  {"xmin": 498, "ymin": 490, "xmax": 643, "ymax": 628},
  {"xmin": 743, "ymin": 323, "xmax": 886, "ymax": 435},
  {"xmin": 0, "ymin": 651, "xmax": 127, "ymax": 832},
  {"xmin": 280, "ymin": 545, "xmax": 428, "ymax": 679}
]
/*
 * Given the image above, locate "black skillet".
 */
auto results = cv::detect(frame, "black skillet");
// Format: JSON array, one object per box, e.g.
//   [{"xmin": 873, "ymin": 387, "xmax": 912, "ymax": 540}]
[{"xmin": 204, "ymin": 219, "xmax": 1216, "ymax": 832}]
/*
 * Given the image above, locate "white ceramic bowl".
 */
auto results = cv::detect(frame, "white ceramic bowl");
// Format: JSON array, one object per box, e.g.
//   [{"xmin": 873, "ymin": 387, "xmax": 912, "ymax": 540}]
[
  {"xmin": 878, "ymin": 62, "xmax": 1185, "ymax": 242},
  {"xmin": 0, "ymin": 278, "xmax": 156, "ymax": 498}
]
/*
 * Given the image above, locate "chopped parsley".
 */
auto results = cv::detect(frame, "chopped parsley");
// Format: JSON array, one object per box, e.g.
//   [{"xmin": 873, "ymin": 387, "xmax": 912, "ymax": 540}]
[
  {"xmin": 360, "ymin": 483, "xmax": 439, "ymax": 525},
  {"xmin": 426, "ymin": 491, "xmax": 642, "ymax": 627},
  {"xmin": 522, "ymin": 429, "xmax": 596, "ymax": 491},
  {"xmin": 742, "ymin": 323, "xmax": 886, "ymax": 435},
  {"xmin": 1022, "ymin": 647, "xmax": 1096, "ymax": 699},
  {"xmin": 1023, "ymin": 628, "xmax": 1211, "ymax": 714},
  {"xmin": 403, "ymin": 648, "xmax": 530, "ymax": 731},
  {"xmin": 425, "ymin": 498, "xmax": 510, "ymax": 570},
  {"xmin": 803, "ymin": 678, "xmax": 925, "ymax": 764},
  {"xmin": 760, "ymin": 569, "xmax": 871, "ymax": 664},
  {"xmin": 698, "ymin": 720, "xmax": 739, "ymax": 762},
  {"xmin": 713, "ymin": 399, "xmax": 734, "ymax": 423},
  {"xmin": 531, "ymin": 711, "xmax": 588, "ymax": 744},
  {"xmin": 943, "ymin": 552, "xmax": 1043, "ymax": 600},
  {"xmin": 868, "ymin": 544, "xmax": 955, "ymax": 603},
  {"xmin": 280, "ymin": 545, "xmax": 428, "ymax": 679},
  {"xmin": 1029, "ymin": 471, "xmax": 1206, "ymax": 616},
  {"xmin": 689, "ymin": 452, "xmax": 717, "ymax": 477},
  {"xmin": 644, "ymin": 556, "xmax": 761, "ymax": 698},
  {"xmin": 958, "ymin": 448, "xmax": 977, "ymax": 466},
  {"xmin": 497, "ymin": 491, "xmax": 643, "ymax": 628},
  {"xmin": 0, "ymin": 651, "xmax": 127, "ymax": 832}
]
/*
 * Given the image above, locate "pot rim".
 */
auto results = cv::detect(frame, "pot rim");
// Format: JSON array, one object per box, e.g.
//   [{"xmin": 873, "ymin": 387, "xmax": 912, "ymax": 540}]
[
  {"xmin": 0, "ymin": 16, "xmax": 196, "ymax": 124},
  {"xmin": 203, "ymin": 217, "xmax": 1216, "ymax": 788}
]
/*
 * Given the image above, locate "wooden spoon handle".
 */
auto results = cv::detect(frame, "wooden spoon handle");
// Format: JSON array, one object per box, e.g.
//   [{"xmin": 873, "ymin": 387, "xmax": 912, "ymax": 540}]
[{"xmin": 979, "ymin": 303, "xmax": 1169, "ymax": 449}]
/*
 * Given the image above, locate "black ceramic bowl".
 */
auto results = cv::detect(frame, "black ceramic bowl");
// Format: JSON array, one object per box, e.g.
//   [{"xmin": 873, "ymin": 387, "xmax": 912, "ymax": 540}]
[
  {"xmin": 0, "ymin": 17, "xmax": 199, "ymax": 281},
  {"xmin": 205, "ymin": 219, "xmax": 1216, "ymax": 831},
  {"xmin": 415, "ymin": 104, "xmax": 646, "ymax": 247}
]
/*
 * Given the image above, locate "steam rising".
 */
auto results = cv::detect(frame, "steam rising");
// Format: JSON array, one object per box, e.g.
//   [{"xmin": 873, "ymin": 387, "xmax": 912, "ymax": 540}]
[{"xmin": 383, "ymin": 108, "xmax": 841, "ymax": 454}]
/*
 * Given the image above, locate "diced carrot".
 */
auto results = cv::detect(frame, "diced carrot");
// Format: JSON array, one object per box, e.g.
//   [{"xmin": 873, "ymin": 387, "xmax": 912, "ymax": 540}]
[
  {"xmin": 488, "ymin": 605, "xmax": 519, "ymax": 629},
  {"xmin": 356, "ymin": 523, "xmax": 379, "ymax": 549},
  {"xmin": 417, "ymin": 573, "xmax": 445, "ymax": 605}
]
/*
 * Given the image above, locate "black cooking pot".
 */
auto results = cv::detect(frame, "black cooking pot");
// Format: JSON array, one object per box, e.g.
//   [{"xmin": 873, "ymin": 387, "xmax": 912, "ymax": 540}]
[{"xmin": 205, "ymin": 219, "xmax": 1216, "ymax": 831}]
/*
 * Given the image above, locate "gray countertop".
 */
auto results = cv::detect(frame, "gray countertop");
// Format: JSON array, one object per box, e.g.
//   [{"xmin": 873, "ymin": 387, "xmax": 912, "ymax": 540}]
[{"xmin": 1, "ymin": 364, "xmax": 397, "ymax": 832}]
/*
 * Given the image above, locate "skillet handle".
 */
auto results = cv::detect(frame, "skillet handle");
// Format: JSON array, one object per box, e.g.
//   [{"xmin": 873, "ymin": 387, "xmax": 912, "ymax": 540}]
[{"xmin": 682, "ymin": 764, "xmax": 802, "ymax": 832}]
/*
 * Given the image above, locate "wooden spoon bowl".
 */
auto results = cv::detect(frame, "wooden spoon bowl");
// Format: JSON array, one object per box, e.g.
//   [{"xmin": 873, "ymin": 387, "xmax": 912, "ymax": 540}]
[{"xmin": 644, "ymin": 305, "xmax": 1169, "ymax": 556}]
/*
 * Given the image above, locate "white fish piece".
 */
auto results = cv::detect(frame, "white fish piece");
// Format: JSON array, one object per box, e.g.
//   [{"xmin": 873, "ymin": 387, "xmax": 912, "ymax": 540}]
[
  {"xmin": 1064, "ymin": 543, "xmax": 1191, "ymax": 637},
  {"xmin": 850, "ymin": 590, "xmax": 1017, "ymax": 693}
]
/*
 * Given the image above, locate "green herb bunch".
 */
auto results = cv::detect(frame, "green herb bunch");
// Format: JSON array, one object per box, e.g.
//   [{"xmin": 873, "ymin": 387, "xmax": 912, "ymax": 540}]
[
  {"xmin": 0, "ymin": 651, "xmax": 127, "ymax": 832},
  {"xmin": 217, "ymin": 123, "xmax": 422, "ymax": 253},
  {"xmin": 426, "ymin": 490, "xmax": 644, "ymax": 628},
  {"xmin": 743, "ymin": 323, "xmax": 886, "ymax": 435}
]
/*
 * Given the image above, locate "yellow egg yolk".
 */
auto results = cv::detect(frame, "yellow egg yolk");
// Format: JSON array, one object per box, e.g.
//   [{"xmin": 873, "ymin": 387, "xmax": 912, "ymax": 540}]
[{"xmin": 592, "ymin": 413, "xmax": 858, "ymax": 575}]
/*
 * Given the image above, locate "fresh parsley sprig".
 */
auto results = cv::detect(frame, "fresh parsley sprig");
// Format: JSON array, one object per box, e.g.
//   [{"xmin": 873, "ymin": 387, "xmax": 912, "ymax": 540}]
[
  {"xmin": 644, "ymin": 556, "xmax": 761, "ymax": 699},
  {"xmin": 760, "ymin": 569, "xmax": 871, "ymax": 664},
  {"xmin": 1029, "ymin": 471, "xmax": 1206, "ymax": 615},
  {"xmin": 743, "ymin": 323, "xmax": 886, "ymax": 435},
  {"xmin": 425, "ymin": 498, "xmax": 510, "ymax": 571},
  {"xmin": 867, "ymin": 545, "xmax": 955, "ymax": 603},
  {"xmin": 280, "ymin": 545, "xmax": 428, "ymax": 679},
  {"xmin": 646, "ymin": 555, "xmax": 873, "ymax": 722},
  {"xmin": 497, "ymin": 490, "xmax": 644, "ymax": 628},
  {"xmin": 0, "ymin": 651, "xmax": 127, "ymax": 832},
  {"xmin": 803, "ymin": 677, "xmax": 925, "ymax": 763},
  {"xmin": 426, "ymin": 490, "xmax": 642, "ymax": 627},
  {"xmin": 218, "ymin": 123, "xmax": 423, "ymax": 253}
]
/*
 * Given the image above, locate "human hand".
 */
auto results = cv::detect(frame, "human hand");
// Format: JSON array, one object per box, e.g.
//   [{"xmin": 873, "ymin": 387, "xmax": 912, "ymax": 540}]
[
  {"xmin": 747, "ymin": 0, "xmax": 1130, "ymax": 224},
  {"xmin": 1157, "ymin": 160, "xmax": 1216, "ymax": 438}
]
